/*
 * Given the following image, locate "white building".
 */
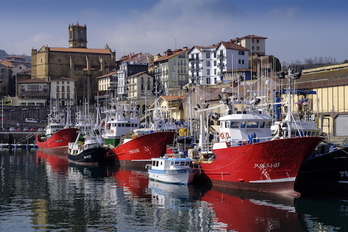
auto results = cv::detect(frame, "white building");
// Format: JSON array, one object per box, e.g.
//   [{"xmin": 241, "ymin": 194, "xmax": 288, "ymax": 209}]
[
  {"xmin": 188, "ymin": 41, "xmax": 249, "ymax": 85},
  {"xmin": 50, "ymin": 77, "xmax": 76, "ymax": 106}
]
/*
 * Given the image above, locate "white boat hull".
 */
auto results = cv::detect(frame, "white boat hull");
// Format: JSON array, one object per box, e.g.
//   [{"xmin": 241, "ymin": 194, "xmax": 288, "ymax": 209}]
[{"xmin": 148, "ymin": 168, "xmax": 198, "ymax": 185}]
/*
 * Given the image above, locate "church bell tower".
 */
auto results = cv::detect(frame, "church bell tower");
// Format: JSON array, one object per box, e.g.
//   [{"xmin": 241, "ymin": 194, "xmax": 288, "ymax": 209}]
[{"xmin": 69, "ymin": 23, "xmax": 87, "ymax": 48}]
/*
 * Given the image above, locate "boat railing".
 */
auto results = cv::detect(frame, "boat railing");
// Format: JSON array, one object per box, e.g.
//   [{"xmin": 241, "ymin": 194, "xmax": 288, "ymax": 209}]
[{"xmin": 224, "ymin": 136, "xmax": 274, "ymax": 147}]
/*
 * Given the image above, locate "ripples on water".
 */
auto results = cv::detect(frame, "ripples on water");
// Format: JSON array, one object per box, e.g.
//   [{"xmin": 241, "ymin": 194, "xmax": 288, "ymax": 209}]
[{"xmin": 0, "ymin": 149, "xmax": 347, "ymax": 231}]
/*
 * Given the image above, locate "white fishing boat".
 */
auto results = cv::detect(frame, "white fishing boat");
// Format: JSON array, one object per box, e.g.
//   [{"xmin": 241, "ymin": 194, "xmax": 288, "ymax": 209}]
[
  {"xmin": 146, "ymin": 154, "xmax": 199, "ymax": 185},
  {"xmin": 101, "ymin": 102, "xmax": 140, "ymax": 147}
]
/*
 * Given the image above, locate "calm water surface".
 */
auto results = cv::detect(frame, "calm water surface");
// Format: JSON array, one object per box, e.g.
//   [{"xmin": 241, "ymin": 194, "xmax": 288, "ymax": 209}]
[{"xmin": 0, "ymin": 149, "xmax": 348, "ymax": 231}]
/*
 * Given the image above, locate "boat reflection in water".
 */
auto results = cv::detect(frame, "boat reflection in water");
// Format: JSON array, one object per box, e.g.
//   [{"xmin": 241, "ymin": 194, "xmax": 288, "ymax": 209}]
[
  {"xmin": 201, "ymin": 187, "xmax": 303, "ymax": 231},
  {"xmin": 36, "ymin": 149, "xmax": 69, "ymax": 173},
  {"xmin": 32, "ymin": 149, "xmax": 348, "ymax": 231},
  {"xmin": 147, "ymin": 180, "xmax": 204, "ymax": 209}
]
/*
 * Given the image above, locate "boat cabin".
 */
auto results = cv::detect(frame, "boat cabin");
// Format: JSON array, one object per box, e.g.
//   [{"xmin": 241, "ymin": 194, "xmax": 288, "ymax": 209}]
[
  {"xmin": 218, "ymin": 111, "xmax": 273, "ymax": 146},
  {"xmin": 151, "ymin": 157, "xmax": 193, "ymax": 171}
]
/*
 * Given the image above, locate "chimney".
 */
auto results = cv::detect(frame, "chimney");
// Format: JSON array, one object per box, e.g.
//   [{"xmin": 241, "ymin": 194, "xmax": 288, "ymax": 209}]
[{"xmin": 165, "ymin": 49, "xmax": 173, "ymax": 56}]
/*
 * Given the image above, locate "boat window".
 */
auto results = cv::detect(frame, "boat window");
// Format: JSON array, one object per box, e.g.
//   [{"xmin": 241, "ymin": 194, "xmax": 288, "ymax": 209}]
[
  {"xmin": 230, "ymin": 122, "xmax": 240, "ymax": 128},
  {"xmin": 175, "ymin": 162, "xmax": 179, "ymax": 165},
  {"xmin": 126, "ymin": 124, "xmax": 130, "ymax": 127},
  {"xmin": 246, "ymin": 121, "xmax": 259, "ymax": 128},
  {"xmin": 180, "ymin": 162, "xmax": 185, "ymax": 166},
  {"xmin": 266, "ymin": 122, "xmax": 272, "ymax": 128},
  {"xmin": 171, "ymin": 161, "xmax": 174, "ymax": 165},
  {"xmin": 221, "ymin": 121, "xmax": 225, "ymax": 128},
  {"xmin": 226, "ymin": 121, "xmax": 230, "ymax": 128},
  {"xmin": 260, "ymin": 122, "xmax": 265, "ymax": 128}
]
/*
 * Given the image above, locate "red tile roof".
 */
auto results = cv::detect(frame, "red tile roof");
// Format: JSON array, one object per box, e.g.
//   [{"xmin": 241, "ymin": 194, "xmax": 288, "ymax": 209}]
[{"xmin": 42, "ymin": 47, "xmax": 112, "ymax": 54}]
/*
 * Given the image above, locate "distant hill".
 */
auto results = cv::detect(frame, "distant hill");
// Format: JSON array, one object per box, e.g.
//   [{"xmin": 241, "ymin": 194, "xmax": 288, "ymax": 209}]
[
  {"xmin": 0, "ymin": 49, "xmax": 31, "ymax": 62},
  {"xmin": 0, "ymin": 49, "xmax": 8, "ymax": 59}
]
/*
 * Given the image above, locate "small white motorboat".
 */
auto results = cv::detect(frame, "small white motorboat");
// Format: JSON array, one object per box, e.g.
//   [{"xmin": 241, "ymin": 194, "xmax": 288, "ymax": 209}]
[{"xmin": 146, "ymin": 154, "xmax": 199, "ymax": 185}]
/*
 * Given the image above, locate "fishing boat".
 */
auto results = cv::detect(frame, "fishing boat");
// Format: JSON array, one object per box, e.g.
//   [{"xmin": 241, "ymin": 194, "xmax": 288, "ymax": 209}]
[
  {"xmin": 101, "ymin": 103, "xmax": 140, "ymax": 147},
  {"xmin": 295, "ymin": 142, "xmax": 348, "ymax": 196},
  {"xmin": 146, "ymin": 154, "xmax": 200, "ymax": 185},
  {"xmin": 112, "ymin": 130, "xmax": 176, "ymax": 167},
  {"xmin": 68, "ymin": 105, "xmax": 114, "ymax": 166},
  {"xmin": 194, "ymin": 91, "xmax": 322, "ymax": 197},
  {"xmin": 35, "ymin": 105, "xmax": 78, "ymax": 150}
]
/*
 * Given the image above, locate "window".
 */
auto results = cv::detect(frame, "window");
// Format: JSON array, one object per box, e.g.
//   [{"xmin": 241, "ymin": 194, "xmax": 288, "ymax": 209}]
[
  {"xmin": 238, "ymin": 51, "xmax": 245, "ymax": 55},
  {"xmin": 206, "ymin": 69, "xmax": 210, "ymax": 75},
  {"xmin": 206, "ymin": 53, "xmax": 210, "ymax": 58},
  {"xmin": 206, "ymin": 61, "xmax": 210, "ymax": 67},
  {"xmin": 246, "ymin": 121, "xmax": 259, "ymax": 128},
  {"xmin": 230, "ymin": 122, "xmax": 240, "ymax": 128},
  {"xmin": 214, "ymin": 60, "xmax": 217, "ymax": 66},
  {"xmin": 206, "ymin": 78, "xmax": 211, "ymax": 84}
]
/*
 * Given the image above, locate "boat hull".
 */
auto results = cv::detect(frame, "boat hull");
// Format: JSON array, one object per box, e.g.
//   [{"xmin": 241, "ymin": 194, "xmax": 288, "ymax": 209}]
[
  {"xmin": 295, "ymin": 146, "xmax": 348, "ymax": 195},
  {"xmin": 68, "ymin": 147, "xmax": 115, "ymax": 165},
  {"xmin": 35, "ymin": 128, "xmax": 78, "ymax": 149},
  {"xmin": 113, "ymin": 131, "xmax": 176, "ymax": 167},
  {"xmin": 200, "ymin": 136, "xmax": 323, "ymax": 196},
  {"xmin": 148, "ymin": 168, "xmax": 198, "ymax": 185}
]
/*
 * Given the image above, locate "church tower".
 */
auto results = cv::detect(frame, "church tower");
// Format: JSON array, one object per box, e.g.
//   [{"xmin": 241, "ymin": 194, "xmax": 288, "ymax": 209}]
[{"xmin": 68, "ymin": 23, "xmax": 87, "ymax": 48}]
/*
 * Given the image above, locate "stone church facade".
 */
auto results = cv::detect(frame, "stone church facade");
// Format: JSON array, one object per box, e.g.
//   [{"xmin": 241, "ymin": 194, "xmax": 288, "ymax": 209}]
[{"xmin": 31, "ymin": 23, "xmax": 116, "ymax": 104}]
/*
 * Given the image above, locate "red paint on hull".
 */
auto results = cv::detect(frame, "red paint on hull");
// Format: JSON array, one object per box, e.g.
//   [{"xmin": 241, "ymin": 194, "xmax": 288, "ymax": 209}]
[
  {"xmin": 113, "ymin": 131, "xmax": 176, "ymax": 167},
  {"xmin": 35, "ymin": 128, "xmax": 78, "ymax": 149},
  {"xmin": 200, "ymin": 136, "xmax": 323, "ymax": 195}
]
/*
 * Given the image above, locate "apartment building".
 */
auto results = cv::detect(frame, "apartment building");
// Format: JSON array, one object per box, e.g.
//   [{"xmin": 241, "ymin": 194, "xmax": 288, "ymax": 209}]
[
  {"xmin": 153, "ymin": 48, "xmax": 190, "ymax": 96},
  {"xmin": 188, "ymin": 41, "xmax": 249, "ymax": 85}
]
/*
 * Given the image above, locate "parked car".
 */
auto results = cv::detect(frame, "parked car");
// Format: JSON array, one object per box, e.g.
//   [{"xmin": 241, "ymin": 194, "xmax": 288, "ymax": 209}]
[
  {"xmin": 29, "ymin": 128, "xmax": 37, "ymax": 132},
  {"xmin": 37, "ymin": 128, "xmax": 44, "ymax": 132},
  {"xmin": 23, "ymin": 127, "xmax": 29, "ymax": 132},
  {"xmin": 25, "ymin": 118, "xmax": 38, "ymax": 123},
  {"xmin": 17, "ymin": 127, "xmax": 23, "ymax": 132},
  {"xmin": 9, "ymin": 127, "xmax": 15, "ymax": 132}
]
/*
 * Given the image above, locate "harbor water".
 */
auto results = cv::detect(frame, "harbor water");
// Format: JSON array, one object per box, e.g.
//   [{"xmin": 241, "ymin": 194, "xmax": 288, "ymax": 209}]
[{"xmin": 1, "ymin": 149, "xmax": 348, "ymax": 231}]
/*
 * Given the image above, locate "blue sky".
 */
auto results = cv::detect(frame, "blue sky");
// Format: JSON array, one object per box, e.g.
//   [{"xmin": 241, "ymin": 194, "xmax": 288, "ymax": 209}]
[{"xmin": 1, "ymin": 0, "xmax": 347, "ymax": 63}]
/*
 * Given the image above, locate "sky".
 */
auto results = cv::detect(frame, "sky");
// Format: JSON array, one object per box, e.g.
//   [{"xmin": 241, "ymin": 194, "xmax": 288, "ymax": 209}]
[{"xmin": 1, "ymin": 0, "xmax": 347, "ymax": 64}]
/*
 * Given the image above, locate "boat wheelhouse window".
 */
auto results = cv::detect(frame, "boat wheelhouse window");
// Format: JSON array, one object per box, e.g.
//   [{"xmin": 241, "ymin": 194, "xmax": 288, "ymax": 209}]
[
  {"xmin": 225, "ymin": 121, "xmax": 229, "ymax": 128},
  {"xmin": 175, "ymin": 162, "xmax": 179, "ymax": 165},
  {"xmin": 241, "ymin": 122, "xmax": 246, "ymax": 128},
  {"xmin": 266, "ymin": 122, "xmax": 272, "ymax": 128},
  {"xmin": 260, "ymin": 122, "xmax": 265, "ymax": 128},
  {"xmin": 246, "ymin": 121, "xmax": 259, "ymax": 128},
  {"xmin": 230, "ymin": 122, "xmax": 240, "ymax": 128}
]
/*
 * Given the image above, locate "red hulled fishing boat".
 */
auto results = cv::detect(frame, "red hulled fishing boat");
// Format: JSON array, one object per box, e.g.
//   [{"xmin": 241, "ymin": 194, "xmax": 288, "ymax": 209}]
[
  {"xmin": 194, "ymin": 92, "xmax": 322, "ymax": 196},
  {"xmin": 113, "ymin": 131, "xmax": 176, "ymax": 167},
  {"xmin": 35, "ymin": 106, "xmax": 78, "ymax": 150}
]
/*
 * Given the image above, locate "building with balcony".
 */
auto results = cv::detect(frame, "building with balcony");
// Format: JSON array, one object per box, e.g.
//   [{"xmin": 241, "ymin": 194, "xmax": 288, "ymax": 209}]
[
  {"xmin": 116, "ymin": 53, "xmax": 151, "ymax": 99},
  {"xmin": 188, "ymin": 41, "xmax": 249, "ymax": 85},
  {"xmin": 17, "ymin": 78, "xmax": 49, "ymax": 106},
  {"xmin": 153, "ymin": 48, "xmax": 190, "ymax": 96}
]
